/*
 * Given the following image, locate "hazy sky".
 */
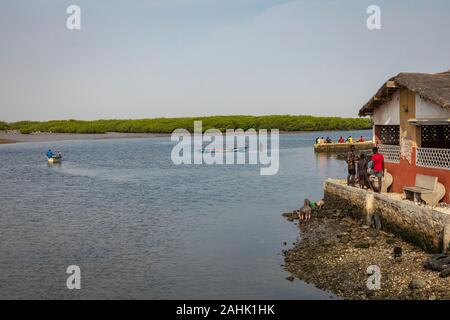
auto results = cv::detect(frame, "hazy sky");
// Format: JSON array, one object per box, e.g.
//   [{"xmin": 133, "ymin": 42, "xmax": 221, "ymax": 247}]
[{"xmin": 0, "ymin": 0, "xmax": 449, "ymax": 121}]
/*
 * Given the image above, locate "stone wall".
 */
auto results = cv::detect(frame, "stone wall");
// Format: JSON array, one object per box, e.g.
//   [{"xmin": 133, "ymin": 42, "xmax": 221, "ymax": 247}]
[{"xmin": 324, "ymin": 179, "xmax": 450, "ymax": 253}]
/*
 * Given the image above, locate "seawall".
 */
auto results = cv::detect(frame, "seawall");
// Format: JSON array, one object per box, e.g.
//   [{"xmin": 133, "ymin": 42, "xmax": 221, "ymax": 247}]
[{"xmin": 324, "ymin": 179, "xmax": 450, "ymax": 253}]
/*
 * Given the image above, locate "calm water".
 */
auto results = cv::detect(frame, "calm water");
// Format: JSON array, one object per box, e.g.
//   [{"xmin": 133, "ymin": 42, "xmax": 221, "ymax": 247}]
[{"xmin": 0, "ymin": 130, "xmax": 370, "ymax": 299}]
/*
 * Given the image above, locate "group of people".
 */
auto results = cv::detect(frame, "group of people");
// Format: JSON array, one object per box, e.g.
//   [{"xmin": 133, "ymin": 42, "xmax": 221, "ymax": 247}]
[
  {"xmin": 316, "ymin": 136, "xmax": 365, "ymax": 144},
  {"xmin": 346, "ymin": 145, "xmax": 385, "ymax": 193},
  {"xmin": 315, "ymin": 137, "xmax": 332, "ymax": 144}
]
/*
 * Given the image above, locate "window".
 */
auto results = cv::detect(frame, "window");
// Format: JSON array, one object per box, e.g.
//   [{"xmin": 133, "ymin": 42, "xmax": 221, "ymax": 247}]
[
  {"xmin": 377, "ymin": 125, "xmax": 400, "ymax": 145},
  {"xmin": 421, "ymin": 125, "xmax": 450, "ymax": 149}
]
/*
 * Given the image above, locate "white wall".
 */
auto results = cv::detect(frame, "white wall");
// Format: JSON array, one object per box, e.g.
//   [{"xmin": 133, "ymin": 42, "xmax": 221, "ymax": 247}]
[
  {"xmin": 415, "ymin": 95, "xmax": 450, "ymax": 118},
  {"xmin": 372, "ymin": 91, "xmax": 400, "ymax": 125}
]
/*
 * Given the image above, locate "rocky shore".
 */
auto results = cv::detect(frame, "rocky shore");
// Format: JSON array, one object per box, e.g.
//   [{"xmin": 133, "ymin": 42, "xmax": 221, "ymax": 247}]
[{"xmin": 282, "ymin": 208, "xmax": 450, "ymax": 300}]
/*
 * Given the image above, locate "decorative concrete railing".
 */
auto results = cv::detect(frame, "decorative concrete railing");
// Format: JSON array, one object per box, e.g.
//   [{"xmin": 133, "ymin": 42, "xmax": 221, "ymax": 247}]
[
  {"xmin": 416, "ymin": 147, "xmax": 450, "ymax": 170},
  {"xmin": 377, "ymin": 144, "xmax": 400, "ymax": 163}
]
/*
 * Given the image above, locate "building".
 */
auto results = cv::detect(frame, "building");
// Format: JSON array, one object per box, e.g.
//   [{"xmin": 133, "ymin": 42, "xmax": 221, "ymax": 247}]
[{"xmin": 359, "ymin": 70, "xmax": 450, "ymax": 203}]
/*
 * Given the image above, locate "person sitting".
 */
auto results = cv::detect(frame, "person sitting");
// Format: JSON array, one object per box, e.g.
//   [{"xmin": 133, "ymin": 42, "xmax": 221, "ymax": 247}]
[
  {"xmin": 297, "ymin": 199, "xmax": 312, "ymax": 222},
  {"xmin": 315, "ymin": 137, "xmax": 320, "ymax": 144},
  {"xmin": 358, "ymin": 136, "xmax": 365, "ymax": 142},
  {"xmin": 326, "ymin": 137, "xmax": 332, "ymax": 143},
  {"xmin": 347, "ymin": 136, "xmax": 353, "ymax": 143},
  {"xmin": 46, "ymin": 149, "xmax": 54, "ymax": 159},
  {"xmin": 338, "ymin": 136, "xmax": 345, "ymax": 143}
]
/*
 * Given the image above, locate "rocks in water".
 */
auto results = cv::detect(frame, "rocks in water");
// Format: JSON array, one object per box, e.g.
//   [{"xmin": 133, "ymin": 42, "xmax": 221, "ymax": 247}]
[
  {"xmin": 394, "ymin": 246, "xmax": 402, "ymax": 258},
  {"xmin": 282, "ymin": 212, "xmax": 298, "ymax": 221},
  {"xmin": 286, "ymin": 275, "xmax": 295, "ymax": 282},
  {"xmin": 409, "ymin": 278, "xmax": 426, "ymax": 290}
]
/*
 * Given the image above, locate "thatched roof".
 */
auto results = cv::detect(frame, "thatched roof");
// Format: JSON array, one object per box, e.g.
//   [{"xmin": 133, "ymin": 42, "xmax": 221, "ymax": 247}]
[{"xmin": 358, "ymin": 70, "xmax": 450, "ymax": 116}]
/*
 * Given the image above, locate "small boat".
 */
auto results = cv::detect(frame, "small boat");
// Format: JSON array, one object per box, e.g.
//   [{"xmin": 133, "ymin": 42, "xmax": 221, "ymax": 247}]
[
  {"xmin": 201, "ymin": 147, "xmax": 247, "ymax": 154},
  {"xmin": 47, "ymin": 153, "xmax": 62, "ymax": 164}
]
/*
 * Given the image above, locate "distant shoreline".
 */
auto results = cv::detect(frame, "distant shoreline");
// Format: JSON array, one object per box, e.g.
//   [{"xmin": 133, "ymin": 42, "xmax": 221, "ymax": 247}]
[
  {"xmin": 0, "ymin": 129, "xmax": 371, "ymax": 144},
  {"xmin": 0, "ymin": 132, "xmax": 168, "ymax": 144}
]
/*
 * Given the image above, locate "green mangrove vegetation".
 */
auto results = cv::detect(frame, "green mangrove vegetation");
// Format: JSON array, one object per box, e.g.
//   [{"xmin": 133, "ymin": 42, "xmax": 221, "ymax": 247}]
[
  {"xmin": 1, "ymin": 115, "xmax": 371, "ymax": 134},
  {"xmin": 0, "ymin": 121, "xmax": 8, "ymax": 131}
]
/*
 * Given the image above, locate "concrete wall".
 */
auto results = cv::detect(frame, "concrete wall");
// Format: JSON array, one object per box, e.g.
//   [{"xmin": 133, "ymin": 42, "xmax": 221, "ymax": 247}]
[
  {"xmin": 416, "ymin": 95, "xmax": 450, "ymax": 118},
  {"xmin": 324, "ymin": 179, "xmax": 450, "ymax": 253},
  {"xmin": 372, "ymin": 91, "xmax": 400, "ymax": 125}
]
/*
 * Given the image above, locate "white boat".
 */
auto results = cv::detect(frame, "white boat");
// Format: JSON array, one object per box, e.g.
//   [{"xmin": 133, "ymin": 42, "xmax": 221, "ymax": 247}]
[
  {"xmin": 201, "ymin": 147, "xmax": 247, "ymax": 154},
  {"xmin": 47, "ymin": 154, "xmax": 62, "ymax": 164}
]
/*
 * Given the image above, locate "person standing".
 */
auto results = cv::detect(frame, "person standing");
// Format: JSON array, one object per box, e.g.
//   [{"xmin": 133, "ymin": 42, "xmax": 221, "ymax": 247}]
[
  {"xmin": 346, "ymin": 145, "xmax": 356, "ymax": 186},
  {"xmin": 357, "ymin": 153, "xmax": 372, "ymax": 190},
  {"xmin": 371, "ymin": 146, "xmax": 385, "ymax": 193}
]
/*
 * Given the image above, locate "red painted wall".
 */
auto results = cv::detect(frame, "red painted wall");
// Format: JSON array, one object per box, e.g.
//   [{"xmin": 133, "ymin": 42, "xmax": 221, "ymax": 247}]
[{"xmin": 385, "ymin": 147, "xmax": 450, "ymax": 203}]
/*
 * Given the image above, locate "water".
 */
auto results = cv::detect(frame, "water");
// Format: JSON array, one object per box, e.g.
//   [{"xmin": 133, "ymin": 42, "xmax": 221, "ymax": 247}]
[{"xmin": 0, "ymin": 130, "xmax": 371, "ymax": 299}]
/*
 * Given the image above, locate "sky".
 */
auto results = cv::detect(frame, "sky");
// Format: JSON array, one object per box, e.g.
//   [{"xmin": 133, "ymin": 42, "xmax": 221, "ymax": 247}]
[{"xmin": 0, "ymin": 0, "xmax": 449, "ymax": 121}]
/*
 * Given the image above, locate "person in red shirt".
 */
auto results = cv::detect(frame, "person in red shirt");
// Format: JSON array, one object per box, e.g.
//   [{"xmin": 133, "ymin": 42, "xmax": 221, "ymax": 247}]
[
  {"xmin": 371, "ymin": 146, "xmax": 385, "ymax": 193},
  {"xmin": 338, "ymin": 136, "xmax": 345, "ymax": 143}
]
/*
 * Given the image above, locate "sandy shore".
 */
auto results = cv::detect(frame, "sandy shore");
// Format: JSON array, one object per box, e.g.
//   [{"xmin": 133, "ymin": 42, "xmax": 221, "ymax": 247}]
[
  {"xmin": 282, "ymin": 208, "xmax": 450, "ymax": 300},
  {"xmin": 0, "ymin": 132, "xmax": 169, "ymax": 144}
]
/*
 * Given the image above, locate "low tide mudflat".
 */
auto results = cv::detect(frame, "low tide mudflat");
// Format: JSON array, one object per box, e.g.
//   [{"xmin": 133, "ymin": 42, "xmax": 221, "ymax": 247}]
[{"xmin": 283, "ymin": 208, "xmax": 450, "ymax": 300}]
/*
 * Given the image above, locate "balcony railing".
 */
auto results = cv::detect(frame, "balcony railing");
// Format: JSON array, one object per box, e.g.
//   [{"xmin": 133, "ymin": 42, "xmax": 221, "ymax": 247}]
[
  {"xmin": 416, "ymin": 147, "xmax": 450, "ymax": 170},
  {"xmin": 377, "ymin": 144, "xmax": 400, "ymax": 163}
]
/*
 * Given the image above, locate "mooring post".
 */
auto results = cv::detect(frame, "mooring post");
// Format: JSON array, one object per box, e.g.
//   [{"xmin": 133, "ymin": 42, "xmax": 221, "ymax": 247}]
[{"xmin": 364, "ymin": 193, "xmax": 375, "ymax": 226}]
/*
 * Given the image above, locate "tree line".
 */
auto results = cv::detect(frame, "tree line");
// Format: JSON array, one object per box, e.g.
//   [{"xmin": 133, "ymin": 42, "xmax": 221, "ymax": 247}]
[{"xmin": 0, "ymin": 116, "xmax": 371, "ymax": 134}]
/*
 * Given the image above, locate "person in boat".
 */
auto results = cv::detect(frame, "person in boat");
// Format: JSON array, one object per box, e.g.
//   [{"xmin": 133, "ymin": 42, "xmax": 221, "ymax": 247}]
[
  {"xmin": 358, "ymin": 136, "xmax": 365, "ymax": 142},
  {"xmin": 347, "ymin": 136, "xmax": 353, "ymax": 143},
  {"xmin": 315, "ymin": 137, "xmax": 320, "ymax": 144},
  {"xmin": 338, "ymin": 136, "xmax": 345, "ymax": 143},
  {"xmin": 326, "ymin": 137, "xmax": 332, "ymax": 143},
  {"xmin": 46, "ymin": 149, "xmax": 54, "ymax": 159}
]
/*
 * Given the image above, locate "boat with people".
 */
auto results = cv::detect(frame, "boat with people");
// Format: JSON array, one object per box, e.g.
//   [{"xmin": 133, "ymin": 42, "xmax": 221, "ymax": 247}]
[{"xmin": 46, "ymin": 149, "xmax": 62, "ymax": 164}]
